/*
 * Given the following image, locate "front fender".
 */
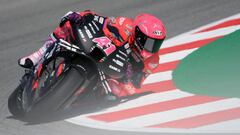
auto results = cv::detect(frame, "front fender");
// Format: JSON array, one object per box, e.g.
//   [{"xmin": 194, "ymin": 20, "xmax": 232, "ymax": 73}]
[{"xmin": 71, "ymin": 52, "xmax": 99, "ymax": 80}]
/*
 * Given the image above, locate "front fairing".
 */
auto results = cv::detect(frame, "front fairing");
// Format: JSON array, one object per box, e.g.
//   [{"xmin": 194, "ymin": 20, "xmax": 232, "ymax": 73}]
[{"xmin": 72, "ymin": 17, "xmax": 131, "ymax": 79}]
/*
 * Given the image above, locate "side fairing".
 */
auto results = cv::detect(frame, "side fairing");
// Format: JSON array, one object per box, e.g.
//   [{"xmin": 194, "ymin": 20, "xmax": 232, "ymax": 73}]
[{"xmin": 99, "ymin": 42, "xmax": 131, "ymax": 79}]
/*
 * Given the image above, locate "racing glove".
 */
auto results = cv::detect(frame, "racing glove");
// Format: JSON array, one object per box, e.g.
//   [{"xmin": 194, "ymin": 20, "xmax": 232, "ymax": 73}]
[{"xmin": 59, "ymin": 11, "xmax": 84, "ymax": 27}]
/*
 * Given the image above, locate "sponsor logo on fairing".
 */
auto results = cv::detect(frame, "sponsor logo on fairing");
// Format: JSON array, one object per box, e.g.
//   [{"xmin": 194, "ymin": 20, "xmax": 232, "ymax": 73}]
[
  {"xmin": 99, "ymin": 17, "xmax": 104, "ymax": 24},
  {"xmin": 109, "ymin": 65, "xmax": 121, "ymax": 72},
  {"xmin": 124, "ymin": 43, "xmax": 130, "ymax": 49},
  {"xmin": 131, "ymin": 52, "xmax": 141, "ymax": 62},
  {"xmin": 92, "ymin": 21, "xmax": 100, "ymax": 31},
  {"xmin": 112, "ymin": 58, "xmax": 124, "ymax": 67},
  {"xmin": 94, "ymin": 15, "xmax": 99, "ymax": 21},
  {"xmin": 116, "ymin": 54, "xmax": 126, "ymax": 61},
  {"xmin": 84, "ymin": 26, "xmax": 93, "ymax": 38},
  {"xmin": 78, "ymin": 29, "xmax": 85, "ymax": 38},
  {"xmin": 126, "ymin": 48, "xmax": 131, "ymax": 54},
  {"xmin": 124, "ymin": 29, "xmax": 131, "ymax": 36},
  {"xmin": 98, "ymin": 70, "xmax": 112, "ymax": 93},
  {"xmin": 78, "ymin": 29, "xmax": 87, "ymax": 42},
  {"xmin": 124, "ymin": 43, "xmax": 132, "ymax": 54},
  {"xmin": 88, "ymin": 23, "xmax": 96, "ymax": 34},
  {"xmin": 118, "ymin": 50, "xmax": 127, "ymax": 57}
]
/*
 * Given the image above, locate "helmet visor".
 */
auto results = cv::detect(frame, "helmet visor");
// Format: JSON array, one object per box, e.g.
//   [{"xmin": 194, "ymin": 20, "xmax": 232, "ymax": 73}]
[{"xmin": 144, "ymin": 38, "xmax": 164, "ymax": 53}]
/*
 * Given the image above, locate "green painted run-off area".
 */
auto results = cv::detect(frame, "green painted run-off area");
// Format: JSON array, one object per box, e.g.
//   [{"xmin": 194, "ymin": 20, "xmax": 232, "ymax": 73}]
[{"xmin": 173, "ymin": 30, "xmax": 240, "ymax": 98}]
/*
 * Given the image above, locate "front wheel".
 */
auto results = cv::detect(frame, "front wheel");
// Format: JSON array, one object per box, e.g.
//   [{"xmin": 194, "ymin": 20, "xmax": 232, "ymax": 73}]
[
  {"xmin": 8, "ymin": 67, "xmax": 86, "ymax": 119},
  {"xmin": 8, "ymin": 83, "xmax": 25, "ymax": 118},
  {"xmin": 27, "ymin": 67, "xmax": 86, "ymax": 117}
]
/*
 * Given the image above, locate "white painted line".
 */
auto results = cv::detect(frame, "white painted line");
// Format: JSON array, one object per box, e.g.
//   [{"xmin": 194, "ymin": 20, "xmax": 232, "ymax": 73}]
[
  {"xmin": 188, "ymin": 13, "xmax": 240, "ymax": 35},
  {"xmin": 160, "ymin": 48, "xmax": 198, "ymax": 64},
  {"xmin": 161, "ymin": 13, "xmax": 240, "ymax": 49},
  {"xmin": 143, "ymin": 71, "xmax": 172, "ymax": 84},
  {"xmin": 162, "ymin": 25, "xmax": 240, "ymax": 49},
  {"xmin": 107, "ymin": 98, "xmax": 240, "ymax": 128},
  {"xmin": 66, "ymin": 98, "xmax": 240, "ymax": 133},
  {"xmin": 67, "ymin": 89, "xmax": 193, "ymax": 117},
  {"xmin": 195, "ymin": 119, "xmax": 240, "ymax": 131}
]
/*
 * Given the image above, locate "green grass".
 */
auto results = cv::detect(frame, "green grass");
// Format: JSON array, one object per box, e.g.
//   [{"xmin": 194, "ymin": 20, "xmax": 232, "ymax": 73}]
[{"xmin": 173, "ymin": 30, "xmax": 240, "ymax": 98}]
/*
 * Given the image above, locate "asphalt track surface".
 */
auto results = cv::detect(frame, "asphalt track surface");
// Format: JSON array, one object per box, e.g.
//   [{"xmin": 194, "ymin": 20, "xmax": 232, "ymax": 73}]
[{"xmin": 0, "ymin": 0, "xmax": 240, "ymax": 135}]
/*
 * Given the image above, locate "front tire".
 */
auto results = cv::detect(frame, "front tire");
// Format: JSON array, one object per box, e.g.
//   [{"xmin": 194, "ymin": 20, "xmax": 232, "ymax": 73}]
[
  {"xmin": 8, "ymin": 84, "xmax": 25, "ymax": 118},
  {"xmin": 27, "ymin": 67, "xmax": 85, "ymax": 118}
]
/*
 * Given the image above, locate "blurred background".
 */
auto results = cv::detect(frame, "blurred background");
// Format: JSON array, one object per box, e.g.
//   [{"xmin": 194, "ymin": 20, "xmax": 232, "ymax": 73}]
[{"xmin": 0, "ymin": 0, "xmax": 240, "ymax": 135}]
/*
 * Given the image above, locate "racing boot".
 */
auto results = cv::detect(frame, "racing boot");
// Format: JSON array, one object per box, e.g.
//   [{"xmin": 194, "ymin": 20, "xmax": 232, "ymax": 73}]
[
  {"xmin": 18, "ymin": 37, "xmax": 55, "ymax": 68},
  {"xmin": 18, "ymin": 57, "xmax": 34, "ymax": 69}
]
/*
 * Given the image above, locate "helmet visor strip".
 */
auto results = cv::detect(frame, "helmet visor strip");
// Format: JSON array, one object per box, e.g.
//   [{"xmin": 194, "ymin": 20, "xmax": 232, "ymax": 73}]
[{"xmin": 144, "ymin": 37, "xmax": 164, "ymax": 53}]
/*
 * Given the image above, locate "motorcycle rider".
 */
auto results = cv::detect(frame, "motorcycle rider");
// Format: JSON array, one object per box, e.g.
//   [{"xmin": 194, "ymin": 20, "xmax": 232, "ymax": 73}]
[
  {"xmin": 105, "ymin": 13, "xmax": 166, "ymax": 98},
  {"xmin": 18, "ymin": 10, "xmax": 166, "ymax": 99}
]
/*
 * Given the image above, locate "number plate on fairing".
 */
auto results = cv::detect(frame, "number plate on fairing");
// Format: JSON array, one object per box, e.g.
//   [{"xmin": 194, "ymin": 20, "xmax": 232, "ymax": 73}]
[{"xmin": 97, "ymin": 41, "xmax": 131, "ymax": 79}]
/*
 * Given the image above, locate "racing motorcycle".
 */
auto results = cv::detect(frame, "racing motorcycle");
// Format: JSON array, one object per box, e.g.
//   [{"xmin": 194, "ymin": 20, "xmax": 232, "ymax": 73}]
[{"xmin": 8, "ymin": 22, "xmax": 135, "ymax": 118}]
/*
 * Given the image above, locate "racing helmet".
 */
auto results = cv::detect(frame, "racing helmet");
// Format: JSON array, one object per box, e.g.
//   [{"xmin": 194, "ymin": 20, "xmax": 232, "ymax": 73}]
[{"xmin": 133, "ymin": 13, "xmax": 166, "ymax": 59}]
